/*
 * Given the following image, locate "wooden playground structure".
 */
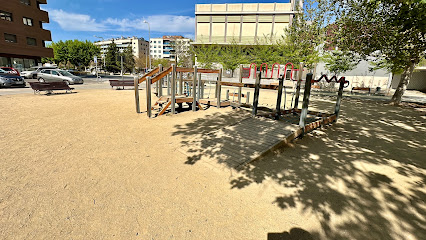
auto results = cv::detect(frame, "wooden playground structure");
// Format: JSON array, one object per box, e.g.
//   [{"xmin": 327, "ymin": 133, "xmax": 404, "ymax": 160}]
[{"xmin": 133, "ymin": 62, "xmax": 349, "ymax": 166}]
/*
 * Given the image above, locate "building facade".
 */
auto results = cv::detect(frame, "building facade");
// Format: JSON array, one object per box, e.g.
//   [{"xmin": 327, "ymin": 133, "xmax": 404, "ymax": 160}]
[
  {"xmin": 0, "ymin": 0, "xmax": 54, "ymax": 72},
  {"xmin": 194, "ymin": 2, "xmax": 298, "ymax": 45},
  {"xmin": 149, "ymin": 35, "xmax": 191, "ymax": 62},
  {"xmin": 94, "ymin": 36, "xmax": 149, "ymax": 60}
]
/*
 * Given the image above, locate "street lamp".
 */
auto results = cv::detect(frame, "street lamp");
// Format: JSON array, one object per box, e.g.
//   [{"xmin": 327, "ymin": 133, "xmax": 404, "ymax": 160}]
[
  {"xmin": 93, "ymin": 35, "xmax": 106, "ymax": 68},
  {"xmin": 143, "ymin": 20, "xmax": 151, "ymax": 70}
]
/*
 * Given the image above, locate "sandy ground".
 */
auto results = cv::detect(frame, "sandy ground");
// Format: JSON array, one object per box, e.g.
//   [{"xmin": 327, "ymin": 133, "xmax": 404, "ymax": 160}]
[{"xmin": 0, "ymin": 87, "xmax": 425, "ymax": 240}]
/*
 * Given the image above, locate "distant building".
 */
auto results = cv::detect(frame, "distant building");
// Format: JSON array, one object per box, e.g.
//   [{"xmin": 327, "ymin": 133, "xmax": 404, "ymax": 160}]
[
  {"xmin": 0, "ymin": 0, "xmax": 54, "ymax": 72},
  {"xmin": 194, "ymin": 2, "xmax": 299, "ymax": 45},
  {"xmin": 94, "ymin": 36, "xmax": 149, "ymax": 60},
  {"xmin": 149, "ymin": 35, "xmax": 192, "ymax": 62}
]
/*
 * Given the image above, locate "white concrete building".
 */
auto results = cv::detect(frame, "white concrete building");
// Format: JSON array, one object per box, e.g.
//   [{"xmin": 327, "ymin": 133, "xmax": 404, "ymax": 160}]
[
  {"xmin": 94, "ymin": 36, "xmax": 149, "ymax": 59},
  {"xmin": 149, "ymin": 36, "xmax": 192, "ymax": 62}
]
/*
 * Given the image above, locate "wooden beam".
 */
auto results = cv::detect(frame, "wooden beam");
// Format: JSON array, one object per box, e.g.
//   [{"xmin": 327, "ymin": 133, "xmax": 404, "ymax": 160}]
[
  {"xmin": 146, "ymin": 77, "xmax": 152, "ymax": 118},
  {"xmin": 158, "ymin": 101, "xmax": 172, "ymax": 116},
  {"xmin": 252, "ymin": 71, "xmax": 261, "ymax": 116},
  {"xmin": 238, "ymin": 64, "xmax": 243, "ymax": 104},
  {"xmin": 138, "ymin": 67, "xmax": 159, "ymax": 83},
  {"xmin": 293, "ymin": 62, "xmax": 304, "ymax": 109},
  {"xmin": 217, "ymin": 68, "xmax": 222, "ymax": 109},
  {"xmin": 151, "ymin": 66, "xmax": 172, "ymax": 84},
  {"xmin": 134, "ymin": 76, "xmax": 140, "ymax": 113},
  {"xmin": 171, "ymin": 64, "xmax": 176, "ymax": 114},
  {"xmin": 299, "ymin": 73, "xmax": 313, "ymax": 135},
  {"xmin": 335, "ymin": 78, "xmax": 345, "ymax": 121},
  {"xmin": 192, "ymin": 66, "xmax": 197, "ymax": 111},
  {"xmin": 220, "ymin": 82, "xmax": 245, "ymax": 87}
]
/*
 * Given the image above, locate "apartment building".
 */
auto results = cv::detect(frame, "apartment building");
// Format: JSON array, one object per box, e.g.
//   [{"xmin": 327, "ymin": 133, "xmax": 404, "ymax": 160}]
[
  {"xmin": 94, "ymin": 36, "xmax": 149, "ymax": 59},
  {"xmin": 149, "ymin": 35, "xmax": 191, "ymax": 62},
  {"xmin": 194, "ymin": 2, "xmax": 298, "ymax": 45},
  {"xmin": 0, "ymin": 0, "xmax": 54, "ymax": 72}
]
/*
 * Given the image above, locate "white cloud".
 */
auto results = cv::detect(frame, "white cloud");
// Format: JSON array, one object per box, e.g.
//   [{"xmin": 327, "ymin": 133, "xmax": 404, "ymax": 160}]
[
  {"xmin": 49, "ymin": 9, "xmax": 106, "ymax": 32},
  {"xmin": 49, "ymin": 9, "xmax": 195, "ymax": 34}
]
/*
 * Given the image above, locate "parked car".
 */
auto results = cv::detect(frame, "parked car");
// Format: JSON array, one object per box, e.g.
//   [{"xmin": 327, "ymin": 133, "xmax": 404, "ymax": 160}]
[
  {"xmin": 21, "ymin": 66, "xmax": 57, "ymax": 79},
  {"xmin": 0, "ymin": 67, "xmax": 20, "ymax": 76},
  {"xmin": 0, "ymin": 69, "xmax": 26, "ymax": 87},
  {"xmin": 37, "ymin": 69, "xmax": 84, "ymax": 84}
]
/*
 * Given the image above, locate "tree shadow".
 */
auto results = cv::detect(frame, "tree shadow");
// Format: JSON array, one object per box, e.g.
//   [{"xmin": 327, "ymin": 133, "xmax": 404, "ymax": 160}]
[
  {"xmin": 268, "ymin": 228, "xmax": 315, "ymax": 240},
  {"xmin": 173, "ymin": 96, "xmax": 426, "ymax": 239}
]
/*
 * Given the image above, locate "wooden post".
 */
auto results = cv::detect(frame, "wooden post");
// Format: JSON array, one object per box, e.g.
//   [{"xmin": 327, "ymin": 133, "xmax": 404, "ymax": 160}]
[
  {"xmin": 299, "ymin": 73, "xmax": 313, "ymax": 134},
  {"xmin": 158, "ymin": 64, "xmax": 163, "ymax": 97},
  {"xmin": 334, "ymin": 77, "xmax": 345, "ymax": 121},
  {"xmin": 146, "ymin": 76, "xmax": 152, "ymax": 118},
  {"xmin": 179, "ymin": 72, "xmax": 183, "ymax": 95},
  {"xmin": 226, "ymin": 89, "xmax": 229, "ymax": 100},
  {"xmin": 134, "ymin": 76, "xmax": 140, "ymax": 113},
  {"xmin": 192, "ymin": 66, "xmax": 197, "ymax": 111},
  {"xmin": 171, "ymin": 64, "xmax": 176, "ymax": 114},
  {"xmin": 293, "ymin": 62, "xmax": 304, "ymax": 109},
  {"xmin": 238, "ymin": 64, "xmax": 243, "ymax": 104},
  {"xmin": 198, "ymin": 73, "xmax": 203, "ymax": 99},
  {"xmin": 217, "ymin": 68, "xmax": 222, "ymax": 109},
  {"xmin": 252, "ymin": 71, "xmax": 261, "ymax": 117},
  {"xmin": 167, "ymin": 73, "xmax": 171, "ymax": 95},
  {"xmin": 246, "ymin": 92, "xmax": 250, "ymax": 104},
  {"xmin": 275, "ymin": 74, "xmax": 285, "ymax": 120}
]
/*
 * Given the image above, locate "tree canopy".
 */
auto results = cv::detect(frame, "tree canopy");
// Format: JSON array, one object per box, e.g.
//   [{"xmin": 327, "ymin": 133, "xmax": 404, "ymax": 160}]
[{"xmin": 43, "ymin": 40, "xmax": 100, "ymax": 69}]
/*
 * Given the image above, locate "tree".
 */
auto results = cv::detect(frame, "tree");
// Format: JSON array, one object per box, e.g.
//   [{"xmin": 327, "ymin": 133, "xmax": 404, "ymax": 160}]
[
  {"xmin": 135, "ymin": 53, "xmax": 148, "ymax": 73},
  {"xmin": 248, "ymin": 36, "xmax": 282, "ymax": 68},
  {"xmin": 152, "ymin": 58, "xmax": 172, "ymax": 68},
  {"xmin": 42, "ymin": 40, "xmax": 99, "ymax": 69},
  {"xmin": 121, "ymin": 45, "xmax": 135, "ymax": 73},
  {"xmin": 218, "ymin": 41, "xmax": 249, "ymax": 77},
  {"xmin": 323, "ymin": 50, "xmax": 360, "ymax": 75},
  {"xmin": 105, "ymin": 41, "xmax": 120, "ymax": 73},
  {"xmin": 192, "ymin": 43, "xmax": 220, "ymax": 69},
  {"xmin": 174, "ymin": 40, "xmax": 194, "ymax": 68},
  {"xmin": 333, "ymin": 0, "xmax": 426, "ymax": 105}
]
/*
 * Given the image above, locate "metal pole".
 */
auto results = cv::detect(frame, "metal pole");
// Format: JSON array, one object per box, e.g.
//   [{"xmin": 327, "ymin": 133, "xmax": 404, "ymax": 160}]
[
  {"xmin": 171, "ymin": 64, "xmax": 176, "ymax": 114},
  {"xmin": 179, "ymin": 72, "xmax": 183, "ymax": 95},
  {"xmin": 238, "ymin": 64, "xmax": 243, "ymax": 104},
  {"xmin": 134, "ymin": 76, "xmax": 140, "ymax": 113},
  {"xmin": 246, "ymin": 92, "xmax": 250, "ymax": 104},
  {"xmin": 294, "ymin": 62, "xmax": 304, "ymax": 109},
  {"xmin": 334, "ymin": 77, "xmax": 346, "ymax": 121},
  {"xmin": 217, "ymin": 68, "xmax": 222, "ymax": 109},
  {"xmin": 146, "ymin": 76, "xmax": 152, "ymax": 118},
  {"xmin": 121, "ymin": 55, "xmax": 123, "ymax": 81},
  {"xmin": 299, "ymin": 73, "xmax": 313, "ymax": 133},
  {"xmin": 199, "ymin": 73, "xmax": 203, "ymax": 99},
  {"xmin": 167, "ymin": 73, "xmax": 171, "ymax": 95},
  {"xmin": 275, "ymin": 74, "xmax": 285, "ymax": 120},
  {"xmin": 192, "ymin": 66, "xmax": 197, "ymax": 111},
  {"xmin": 226, "ymin": 90, "xmax": 229, "ymax": 101},
  {"xmin": 158, "ymin": 64, "xmax": 163, "ymax": 97},
  {"xmin": 252, "ymin": 71, "xmax": 261, "ymax": 116},
  {"xmin": 197, "ymin": 72, "xmax": 202, "ymax": 101}
]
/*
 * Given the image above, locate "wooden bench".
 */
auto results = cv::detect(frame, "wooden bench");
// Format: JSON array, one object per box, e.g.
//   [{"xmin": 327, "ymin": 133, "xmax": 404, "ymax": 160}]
[
  {"xmin": 109, "ymin": 80, "xmax": 135, "ymax": 89},
  {"xmin": 351, "ymin": 87, "xmax": 371, "ymax": 94},
  {"xmin": 29, "ymin": 82, "xmax": 74, "ymax": 94}
]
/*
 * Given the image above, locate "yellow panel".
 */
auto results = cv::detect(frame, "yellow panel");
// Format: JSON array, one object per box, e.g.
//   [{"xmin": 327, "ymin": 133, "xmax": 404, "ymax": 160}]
[
  {"xmin": 196, "ymin": 4, "xmax": 211, "ymax": 12},
  {"xmin": 211, "ymin": 23, "xmax": 225, "ymax": 42},
  {"xmin": 274, "ymin": 15, "xmax": 290, "ymax": 23},
  {"xmin": 212, "ymin": 4, "xmax": 226, "ymax": 12},
  {"xmin": 241, "ymin": 36, "xmax": 255, "ymax": 43},
  {"xmin": 241, "ymin": 22, "xmax": 256, "ymax": 43},
  {"xmin": 242, "ymin": 15, "xmax": 257, "ymax": 23},
  {"xmin": 258, "ymin": 15, "xmax": 273, "ymax": 23},
  {"xmin": 197, "ymin": 23, "xmax": 210, "ymax": 36},
  {"xmin": 197, "ymin": 35, "xmax": 210, "ymax": 43},
  {"xmin": 257, "ymin": 23, "xmax": 273, "ymax": 38},
  {"xmin": 258, "ymin": 3, "xmax": 275, "ymax": 12},
  {"xmin": 212, "ymin": 16, "xmax": 226, "ymax": 22},
  {"xmin": 227, "ymin": 16, "xmax": 240, "ymax": 23},
  {"xmin": 273, "ymin": 23, "xmax": 289, "ymax": 38},
  {"xmin": 197, "ymin": 16, "xmax": 210, "ymax": 23},
  {"xmin": 242, "ymin": 3, "xmax": 258, "ymax": 11},
  {"xmin": 227, "ymin": 23, "xmax": 240, "ymax": 37},
  {"xmin": 228, "ymin": 4, "xmax": 243, "ymax": 12},
  {"xmin": 275, "ymin": 3, "xmax": 291, "ymax": 11}
]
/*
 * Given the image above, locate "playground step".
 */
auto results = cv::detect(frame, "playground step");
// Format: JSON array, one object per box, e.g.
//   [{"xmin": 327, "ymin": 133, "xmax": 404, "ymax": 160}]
[{"xmin": 178, "ymin": 117, "xmax": 299, "ymax": 168}]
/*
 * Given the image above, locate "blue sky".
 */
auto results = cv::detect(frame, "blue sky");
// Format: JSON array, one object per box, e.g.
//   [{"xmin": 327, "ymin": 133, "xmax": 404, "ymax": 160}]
[{"xmin": 43, "ymin": 0, "xmax": 290, "ymax": 42}]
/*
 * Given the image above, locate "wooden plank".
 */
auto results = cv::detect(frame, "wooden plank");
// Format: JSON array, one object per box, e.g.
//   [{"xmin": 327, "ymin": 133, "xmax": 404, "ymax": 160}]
[
  {"xmin": 158, "ymin": 101, "xmax": 172, "ymax": 116},
  {"xmin": 198, "ymin": 69, "xmax": 220, "ymax": 74},
  {"xmin": 176, "ymin": 97, "xmax": 195, "ymax": 103},
  {"xmin": 220, "ymin": 82, "xmax": 245, "ymax": 87},
  {"xmin": 176, "ymin": 67, "xmax": 219, "ymax": 74},
  {"xmin": 138, "ymin": 67, "xmax": 159, "ymax": 83},
  {"xmin": 151, "ymin": 66, "xmax": 172, "ymax": 84}
]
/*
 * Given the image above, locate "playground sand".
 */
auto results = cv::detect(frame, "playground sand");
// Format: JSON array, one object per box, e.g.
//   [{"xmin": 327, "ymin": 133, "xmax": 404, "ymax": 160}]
[{"xmin": 0, "ymin": 88, "xmax": 425, "ymax": 240}]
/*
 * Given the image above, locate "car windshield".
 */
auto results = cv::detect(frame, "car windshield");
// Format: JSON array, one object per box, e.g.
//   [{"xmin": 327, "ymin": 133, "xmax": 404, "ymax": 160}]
[
  {"xmin": 0, "ymin": 69, "xmax": 7, "ymax": 73},
  {"xmin": 58, "ymin": 70, "xmax": 74, "ymax": 76}
]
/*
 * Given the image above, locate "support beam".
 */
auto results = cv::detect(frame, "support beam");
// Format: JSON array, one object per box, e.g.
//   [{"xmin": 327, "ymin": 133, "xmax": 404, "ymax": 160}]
[
  {"xmin": 334, "ymin": 77, "xmax": 345, "ymax": 121},
  {"xmin": 293, "ymin": 62, "xmax": 304, "ymax": 109},
  {"xmin": 197, "ymin": 71, "xmax": 202, "ymax": 101},
  {"xmin": 158, "ymin": 64, "xmax": 163, "ymax": 97},
  {"xmin": 171, "ymin": 64, "xmax": 176, "ymax": 114},
  {"xmin": 299, "ymin": 73, "xmax": 313, "ymax": 134},
  {"xmin": 238, "ymin": 64, "xmax": 243, "ymax": 104},
  {"xmin": 252, "ymin": 71, "xmax": 261, "ymax": 117},
  {"xmin": 179, "ymin": 72, "xmax": 183, "ymax": 95},
  {"xmin": 217, "ymin": 68, "xmax": 223, "ymax": 109},
  {"xmin": 275, "ymin": 74, "xmax": 285, "ymax": 120},
  {"xmin": 167, "ymin": 73, "xmax": 171, "ymax": 95},
  {"xmin": 192, "ymin": 66, "xmax": 197, "ymax": 111},
  {"xmin": 146, "ymin": 76, "xmax": 152, "ymax": 118},
  {"xmin": 134, "ymin": 76, "xmax": 140, "ymax": 113},
  {"xmin": 246, "ymin": 92, "xmax": 250, "ymax": 104}
]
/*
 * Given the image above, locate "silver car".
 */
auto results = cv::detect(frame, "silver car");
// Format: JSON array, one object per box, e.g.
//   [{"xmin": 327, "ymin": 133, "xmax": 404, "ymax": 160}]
[{"xmin": 37, "ymin": 69, "xmax": 84, "ymax": 85}]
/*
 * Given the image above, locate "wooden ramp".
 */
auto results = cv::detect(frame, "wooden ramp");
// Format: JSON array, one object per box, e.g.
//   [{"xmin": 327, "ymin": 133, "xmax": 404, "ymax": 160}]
[{"xmin": 179, "ymin": 117, "xmax": 300, "ymax": 168}]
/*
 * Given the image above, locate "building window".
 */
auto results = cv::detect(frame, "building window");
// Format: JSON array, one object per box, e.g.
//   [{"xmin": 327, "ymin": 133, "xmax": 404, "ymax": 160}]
[
  {"xmin": 0, "ymin": 11, "xmax": 13, "ymax": 21},
  {"xmin": 4, "ymin": 33, "xmax": 17, "ymax": 43},
  {"xmin": 23, "ymin": 17, "xmax": 33, "ymax": 26},
  {"xmin": 20, "ymin": 0, "xmax": 31, "ymax": 6},
  {"xmin": 26, "ymin": 37, "xmax": 37, "ymax": 46}
]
